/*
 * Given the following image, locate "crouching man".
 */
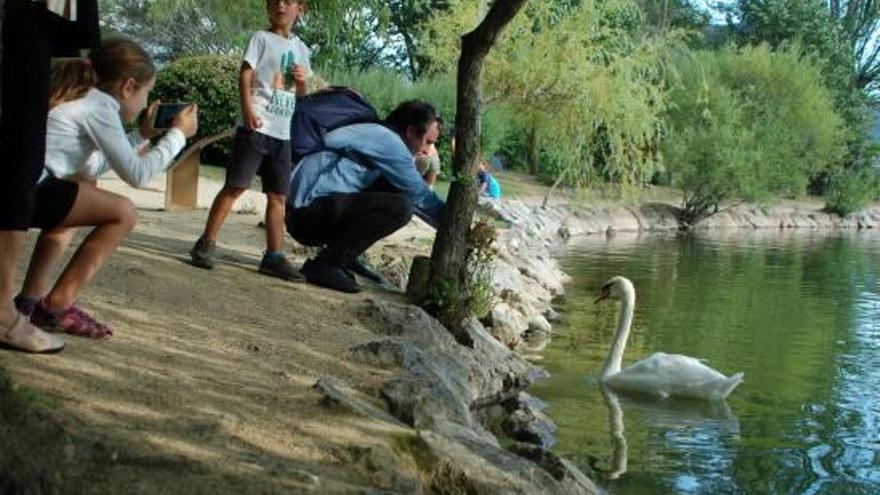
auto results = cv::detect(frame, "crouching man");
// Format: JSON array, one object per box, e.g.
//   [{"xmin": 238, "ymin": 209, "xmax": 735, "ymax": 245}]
[{"xmin": 285, "ymin": 100, "xmax": 444, "ymax": 293}]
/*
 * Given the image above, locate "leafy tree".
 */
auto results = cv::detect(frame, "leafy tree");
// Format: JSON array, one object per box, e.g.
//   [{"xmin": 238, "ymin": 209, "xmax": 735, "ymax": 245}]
[
  {"xmin": 423, "ymin": 0, "xmax": 674, "ymax": 193},
  {"xmin": 100, "ymin": 0, "xmax": 450, "ymax": 77},
  {"xmin": 427, "ymin": 0, "xmax": 528, "ymax": 344},
  {"xmin": 636, "ymin": 0, "xmax": 711, "ymax": 31},
  {"xmin": 733, "ymin": 0, "xmax": 880, "ymax": 96},
  {"xmin": 731, "ymin": 1, "xmax": 855, "ymax": 102},
  {"xmin": 730, "ymin": 0, "xmax": 879, "ymax": 209},
  {"xmin": 663, "ymin": 45, "xmax": 847, "ymax": 225},
  {"xmin": 101, "ymin": 0, "xmax": 264, "ymax": 61}
]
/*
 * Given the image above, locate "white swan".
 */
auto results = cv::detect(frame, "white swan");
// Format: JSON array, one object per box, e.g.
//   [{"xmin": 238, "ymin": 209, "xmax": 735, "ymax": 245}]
[{"xmin": 594, "ymin": 276, "xmax": 744, "ymax": 401}]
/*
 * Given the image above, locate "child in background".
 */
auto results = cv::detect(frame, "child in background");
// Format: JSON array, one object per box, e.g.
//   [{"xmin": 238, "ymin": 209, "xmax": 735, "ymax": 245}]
[
  {"xmin": 190, "ymin": 0, "xmax": 311, "ymax": 279},
  {"xmin": 477, "ymin": 160, "xmax": 502, "ymax": 200},
  {"xmin": 13, "ymin": 38, "xmax": 198, "ymax": 338}
]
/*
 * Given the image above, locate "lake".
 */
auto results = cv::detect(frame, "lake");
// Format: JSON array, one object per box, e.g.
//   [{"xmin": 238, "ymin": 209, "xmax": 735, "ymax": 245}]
[{"xmin": 529, "ymin": 229, "xmax": 880, "ymax": 494}]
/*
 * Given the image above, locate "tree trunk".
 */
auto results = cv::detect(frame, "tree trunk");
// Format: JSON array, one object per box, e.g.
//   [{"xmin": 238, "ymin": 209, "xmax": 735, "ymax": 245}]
[
  {"xmin": 427, "ymin": 0, "xmax": 528, "ymax": 343},
  {"xmin": 390, "ymin": 9, "xmax": 421, "ymax": 80},
  {"xmin": 542, "ymin": 171, "xmax": 565, "ymax": 208},
  {"xmin": 527, "ymin": 125, "xmax": 540, "ymax": 176}
]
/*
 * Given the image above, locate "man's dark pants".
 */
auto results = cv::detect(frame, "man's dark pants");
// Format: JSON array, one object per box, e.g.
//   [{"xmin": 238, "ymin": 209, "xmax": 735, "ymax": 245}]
[{"xmin": 286, "ymin": 191, "xmax": 414, "ymax": 267}]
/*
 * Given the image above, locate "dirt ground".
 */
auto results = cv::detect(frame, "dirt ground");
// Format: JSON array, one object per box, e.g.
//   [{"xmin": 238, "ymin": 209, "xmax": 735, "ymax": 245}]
[{"xmin": 1, "ymin": 172, "xmax": 438, "ymax": 493}]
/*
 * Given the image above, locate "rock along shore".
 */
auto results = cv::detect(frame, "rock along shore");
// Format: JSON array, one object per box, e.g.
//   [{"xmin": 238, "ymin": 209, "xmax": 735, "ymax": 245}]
[
  {"xmin": 343, "ymin": 198, "xmax": 880, "ymax": 493},
  {"xmin": 4, "ymin": 174, "xmax": 877, "ymax": 493}
]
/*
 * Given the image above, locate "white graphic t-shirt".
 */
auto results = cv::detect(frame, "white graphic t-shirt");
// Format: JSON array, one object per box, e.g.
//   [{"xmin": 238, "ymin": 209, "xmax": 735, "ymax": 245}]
[{"xmin": 240, "ymin": 31, "xmax": 312, "ymax": 141}]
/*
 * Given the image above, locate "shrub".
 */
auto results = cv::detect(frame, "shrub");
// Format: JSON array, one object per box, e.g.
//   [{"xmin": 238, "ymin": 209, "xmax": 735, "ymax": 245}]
[
  {"xmin": 824, "ymin": 168, "xmax": 878, "ymax": 217},
  {"xmin": 663, "ymin": 45, "xmax": 847, "ymax": 225},
  {"xmin": 153, "ymin": 55, "xmax": 240, "ymax": 165}
]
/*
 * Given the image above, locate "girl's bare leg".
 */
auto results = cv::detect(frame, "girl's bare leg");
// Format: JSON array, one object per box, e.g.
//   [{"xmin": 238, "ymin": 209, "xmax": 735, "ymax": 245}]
[
  {"xmin": 42, "ymin": 183, "xmax": 136, "ymax": 311},
  {"xmin": 0, "ymin": 231, "xmax": 63, "ymax": 352},
  {"xmin": 0, "ymin": 231, "xmax": 25, "ymax": 325},
  {"xmin": 20, "ymin": 227, "xmax": 77, "ymax": 300}
]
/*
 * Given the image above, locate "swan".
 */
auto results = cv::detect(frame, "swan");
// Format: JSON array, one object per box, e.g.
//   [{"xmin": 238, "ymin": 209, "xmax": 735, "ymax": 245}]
[{"xmin": 594, "ymin": 276, "xmax": 744, "ymax": 401}]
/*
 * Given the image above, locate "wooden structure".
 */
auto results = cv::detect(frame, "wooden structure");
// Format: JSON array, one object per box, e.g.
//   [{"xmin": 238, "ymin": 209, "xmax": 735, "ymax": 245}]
[{"xmin": 164, "ymin": 128, "xmax": 235, "ymax": 211}]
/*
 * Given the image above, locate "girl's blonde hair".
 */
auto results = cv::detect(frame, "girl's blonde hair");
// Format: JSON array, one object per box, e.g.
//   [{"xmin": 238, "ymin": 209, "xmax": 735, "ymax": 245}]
[{"xmin": 50, "ymin": 38, "xmax": 156, "ymax": 107}]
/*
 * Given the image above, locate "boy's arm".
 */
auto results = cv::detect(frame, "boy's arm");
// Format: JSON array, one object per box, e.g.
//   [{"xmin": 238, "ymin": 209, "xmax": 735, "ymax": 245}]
[
  {"xmin": 292, "ymin": 65, "xmax": 307, "ymax": 96},
  {"xmin": 240, "ymin": 62, "xmax": 261, "ymax": 130}
]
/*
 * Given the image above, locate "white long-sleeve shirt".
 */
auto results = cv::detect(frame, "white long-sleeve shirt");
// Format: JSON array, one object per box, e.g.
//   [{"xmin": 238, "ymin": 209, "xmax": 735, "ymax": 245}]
[{"xmin": 43, "ymin": 88, "xmax": 186, "ymax": 188}]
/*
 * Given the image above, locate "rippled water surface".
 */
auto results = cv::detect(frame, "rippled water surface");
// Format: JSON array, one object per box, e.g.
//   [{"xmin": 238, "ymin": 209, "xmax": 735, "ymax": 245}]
[{"xmin": 529, "ymin": 230, "xmax": 880, "ymax": 494}]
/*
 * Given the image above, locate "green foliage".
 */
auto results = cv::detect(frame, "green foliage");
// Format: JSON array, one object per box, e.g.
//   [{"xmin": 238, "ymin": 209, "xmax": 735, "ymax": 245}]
[
  {"xmin": 732, "ymin": 1, "xmax": 858, "ymax": 116},
  {"xmin": 663, "ymin": 45, "xmax": 847, "ymax": 225},
  {"xmin": 423, "ymin": 0, "xmax": 673, "ymax": 188},
  {"xmin": 425, "ymin": 220, "xmax": 497, "ymax": 327},
  {"xmin": 731, "ymin": 0, "xmax": 879, "ymax": 193},
  {"xmin": 101, "ymin": 0, "xmax": 264, "ymax": 61},
  {"xmin": 102, "ymin": 0, "xmax": 451, "ymax": 78},
  {"xmin": 824, "ymin": 168, "xmax": 878, "ymax": 217},
  {"xmin": 152, "ymin": 55, "xmax": 240, "ymax": 163},
  {"xmin": 635, "ymin": 0, "xmax": 711, "ymax": 32}
]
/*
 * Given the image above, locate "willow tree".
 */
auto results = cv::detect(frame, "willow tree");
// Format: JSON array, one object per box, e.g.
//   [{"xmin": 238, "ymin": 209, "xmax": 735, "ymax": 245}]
[
  {"xmin": 100, "ymin": 0, "xmax": 445, "ymax": 71},
  {"xmin": 427, "ymin": 0, "xmax": 528, "ymax": 344},
  {"xmin": 424, "ymin": 0, "xmax": 677, "ymax": 196}
]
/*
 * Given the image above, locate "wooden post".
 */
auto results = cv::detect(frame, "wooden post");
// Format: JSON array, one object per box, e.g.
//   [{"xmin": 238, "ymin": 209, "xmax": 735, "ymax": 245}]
[{"xmin": 164, "ymin": 128, "xmax": 234, "ymax": 211}]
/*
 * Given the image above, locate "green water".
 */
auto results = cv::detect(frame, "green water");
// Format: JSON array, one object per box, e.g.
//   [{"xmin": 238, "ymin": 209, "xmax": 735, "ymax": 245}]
[{"xmin": 529, "ymin": 230, "xmax": 880, "ymax": 494}]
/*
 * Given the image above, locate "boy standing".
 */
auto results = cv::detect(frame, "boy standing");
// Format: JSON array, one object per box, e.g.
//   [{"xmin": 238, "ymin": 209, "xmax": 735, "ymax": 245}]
[{"xmin": 190, "ymin": 0, "xmax": 310, "ymax": 280}]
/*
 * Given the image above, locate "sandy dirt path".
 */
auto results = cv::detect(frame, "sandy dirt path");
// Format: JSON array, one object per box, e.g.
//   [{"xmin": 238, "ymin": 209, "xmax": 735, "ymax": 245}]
[{"xmin": 2, "ymin": 173, "xmax": 434, "ymax": 493}]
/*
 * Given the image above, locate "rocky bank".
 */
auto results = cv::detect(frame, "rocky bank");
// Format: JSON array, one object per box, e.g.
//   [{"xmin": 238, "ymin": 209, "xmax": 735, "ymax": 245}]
[{"xmin": 4, "ymin": 170, "xmax": 878, "ymax": 493}]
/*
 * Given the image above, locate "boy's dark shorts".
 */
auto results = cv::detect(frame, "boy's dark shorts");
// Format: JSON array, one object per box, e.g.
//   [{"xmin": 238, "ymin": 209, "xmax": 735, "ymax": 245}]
[
  {"xmin": 31, "ymin": 177, "xmax": 79, "ymax": 230},
  {"xmin": 225, "ymin": 127, "xmax": 292, "ymax": 195}
]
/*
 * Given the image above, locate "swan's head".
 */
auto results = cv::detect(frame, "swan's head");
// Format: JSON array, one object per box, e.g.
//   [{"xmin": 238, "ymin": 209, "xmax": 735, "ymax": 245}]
[{"xmin": 594, "ymin": 276, "xmax": 635, "ymax": 303}]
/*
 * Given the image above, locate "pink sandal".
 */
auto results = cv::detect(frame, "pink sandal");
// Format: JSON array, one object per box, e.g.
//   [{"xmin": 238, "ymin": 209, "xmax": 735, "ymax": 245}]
[{"xmin": 31, "ymin": 301, "xmax": 113, "ymax": 339}]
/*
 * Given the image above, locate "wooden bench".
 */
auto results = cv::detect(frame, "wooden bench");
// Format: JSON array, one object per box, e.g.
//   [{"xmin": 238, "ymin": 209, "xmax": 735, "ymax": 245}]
[{"xmin": 164, "ymin": 128, "xmax": 235, "ymax": 211}]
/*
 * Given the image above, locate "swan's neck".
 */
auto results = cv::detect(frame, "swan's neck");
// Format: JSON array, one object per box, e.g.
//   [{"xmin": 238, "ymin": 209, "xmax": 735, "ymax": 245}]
[{"xmin": 601, "ymin": 286, "xmax": 634, "ymax": 379}]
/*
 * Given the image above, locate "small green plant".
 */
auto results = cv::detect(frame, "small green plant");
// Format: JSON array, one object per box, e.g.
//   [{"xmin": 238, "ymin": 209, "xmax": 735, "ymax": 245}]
[
  {"xmin": 464, "ymin": 220, "xmax": 498, "ymax": 320},
  {"xmin": 425, "ymin": 220, "xmax": 498, "ymax": 330}
]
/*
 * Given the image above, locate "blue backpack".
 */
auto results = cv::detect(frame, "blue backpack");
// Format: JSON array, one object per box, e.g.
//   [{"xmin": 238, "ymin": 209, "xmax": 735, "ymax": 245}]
[{"xmin": 290, "ymin": 87, "xmax": 380, "ymax": 163}]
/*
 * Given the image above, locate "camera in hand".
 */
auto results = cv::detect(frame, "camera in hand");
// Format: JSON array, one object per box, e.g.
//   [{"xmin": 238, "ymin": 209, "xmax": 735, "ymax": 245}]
[{"xmin": 153, "ymin": 103, "xmax": 190, "ymax": 129}]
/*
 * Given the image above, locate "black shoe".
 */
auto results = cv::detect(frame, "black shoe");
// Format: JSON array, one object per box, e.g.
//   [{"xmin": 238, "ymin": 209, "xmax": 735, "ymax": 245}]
[
  {"xmin": 346, "ymin": 256, "xmax": 384, "ymax": 284},
  {"xmin": 258, "ymin": 253, "xmax": 302, "ymax": 281},
  {"xmin": 301, "ymin": 258, "xmax": 361, "ymax": 293},
  {"xmin": 190, "ymin": 236, "xmax": 217, "ymax": 269}
]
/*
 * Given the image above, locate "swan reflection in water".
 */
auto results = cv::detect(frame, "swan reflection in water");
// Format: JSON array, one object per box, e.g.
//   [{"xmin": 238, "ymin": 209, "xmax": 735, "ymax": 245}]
[{"xmin": 590, "ymin": 385, "xmax": 740, "ymax": 482}]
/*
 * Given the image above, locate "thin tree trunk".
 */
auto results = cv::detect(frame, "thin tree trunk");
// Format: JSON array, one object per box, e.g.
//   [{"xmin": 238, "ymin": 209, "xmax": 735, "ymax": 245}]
[
  {"xmin": 427, "ymin": 0, "xmax": 528, "ymax": 343},
  {"xmin": 390, "ymin": 9, "xmax": 420, "ymax": 80},
  {"xmin": 527, "ymin": 125, "xmax": 540, "ymax": 176},
  {"xmin": 542, "ymin": 171, "xmax": 565, "ymax": 208}
]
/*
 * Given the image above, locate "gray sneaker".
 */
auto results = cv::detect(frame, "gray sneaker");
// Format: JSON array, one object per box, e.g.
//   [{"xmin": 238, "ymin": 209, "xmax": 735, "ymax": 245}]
[
  {"xmin": 190, "ymin": 236, "xmax": 217, "ymax": 269},
  {"xmin": 258, "ymin": 253, "xmax": 302, "ymax": 281}
]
